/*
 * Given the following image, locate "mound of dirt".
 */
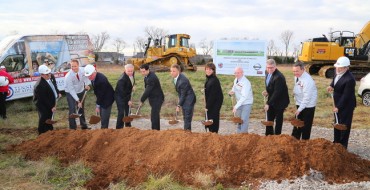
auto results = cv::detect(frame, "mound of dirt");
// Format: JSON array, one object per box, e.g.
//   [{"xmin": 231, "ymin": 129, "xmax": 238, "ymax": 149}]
[{"xmin": 10, "ymin": 128, "xmax": 370, "ymax": 189}]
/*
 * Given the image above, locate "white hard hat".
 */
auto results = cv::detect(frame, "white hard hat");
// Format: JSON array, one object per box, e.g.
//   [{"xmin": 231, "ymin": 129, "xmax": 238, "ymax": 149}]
[
  {"xmin": 84, "ymin": 64, "xmax": 96, "ymax": 76},
  {"xmin": 334, "ymin": 56, "xmax": 350, "ymax": 67},
  {"xmin": 38, "ymin": 65, "xmax": 51, "ymax": 74},
  {"xmin": 0, "ymin": 76, "xmax": 9, "ymax": 86}
]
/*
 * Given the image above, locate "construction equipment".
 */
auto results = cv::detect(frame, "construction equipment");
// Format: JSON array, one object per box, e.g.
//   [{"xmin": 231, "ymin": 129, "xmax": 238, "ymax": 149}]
[
  {"xmin": 69, "ymin": 91, "xmax": 88, "ymax": 119},
  {"xmin": 330, "ymin": 93, "xmax": 347, "ymax": 130},
  {"xmin": 127, "ymin": 34, "xmax": 197, "ymax": 72},
  {"xmin": 298, "ymin": 21, "xmax": 370, "ymax": 80}
]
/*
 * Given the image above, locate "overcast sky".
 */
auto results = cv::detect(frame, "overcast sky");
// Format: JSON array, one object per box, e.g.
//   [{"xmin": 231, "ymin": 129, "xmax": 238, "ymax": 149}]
[{"xmin": 0, "ymin": 0, "xmax": 369, "ymax": 56}]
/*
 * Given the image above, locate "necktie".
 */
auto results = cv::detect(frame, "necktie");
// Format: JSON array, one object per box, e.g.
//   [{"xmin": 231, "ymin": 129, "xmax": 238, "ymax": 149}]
[
  {"xmin": 129, "ymin": 76, "xmax": 134, "ymax": 85},
  {"xmin": 296, "ymin": 77, "xmax": 299, "ymax": 83},
  {"xmin": 76, "ymin": 73, "xmax": 80, "ymax": 81},
  {"xmin": 48, "ymin": 80, "xmax": 57, "ymax": 99},
  {"xmin": 266, "ymin": 74, "xmax": 272, "ymax": 85},
  {"xmin": 173, "ymin": 78, "xmax": 176, "ymax": 85}
]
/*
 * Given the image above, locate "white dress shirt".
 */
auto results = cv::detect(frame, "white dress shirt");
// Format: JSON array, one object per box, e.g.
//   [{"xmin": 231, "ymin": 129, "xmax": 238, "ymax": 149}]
[
  {"xmin": 293, "ymin": 71, "xmax": 317, "ymax": 112},
  {"xmin": 232, "ymin": 76, "xmax": 253, "ymax": 109},
  {"xmin": 64, "ymin": 67, "xmax": 91, "ymax": 101}
]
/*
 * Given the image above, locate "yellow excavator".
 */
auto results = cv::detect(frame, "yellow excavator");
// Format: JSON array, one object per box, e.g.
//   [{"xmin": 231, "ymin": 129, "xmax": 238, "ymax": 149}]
[
  {"xmin": 298, "ymin": 21, "xmax": 370, "ymax": 80},
  {"xmin": 127, "ymin": 34, "xmax": 197, "ymax": 72}
]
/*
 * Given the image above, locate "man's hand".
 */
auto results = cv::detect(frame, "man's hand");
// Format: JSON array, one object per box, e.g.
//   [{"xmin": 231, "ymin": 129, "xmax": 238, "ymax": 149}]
[
  {"xmin": 176, "ymin": 106, "xmax": 180, "ymax": 112},
  {"xmin": 85, "ymin": 85, "xmax": 91, "ymax": 91},
  {"xmin": 333, "ymin": 107, "xmax": 338, "ymax": 113},
  {"xmin": 295, "ymin": 110, "xmax": 300, "ymax": 117},
  {"xmin": 327, "ymin": 86, "xmax": 334, "ymax": 93},
  {"xmin": 77, "ymin": 101, "xmax": 82, "ymax": 108},
  {"xmin": 95, "ymin": 107, "xmax": 100, "ymax": 114},
  {"xmin": 228, "ymin": 91, "xmax": 234, "ymax": 96},
  {"xmin": 232, "ymin": 106, "xmax": 236, "ymax": 113},
  {"xmin": 262, "ymin": 90, "xmax": 268, "ymax": 97},
  {"xmin": 128, "ymin": 100, "xmax": 132, "ymax": 106},
  {"xmin": 52, "ymin": 107, "xmax": 56, "ymax": 112}
]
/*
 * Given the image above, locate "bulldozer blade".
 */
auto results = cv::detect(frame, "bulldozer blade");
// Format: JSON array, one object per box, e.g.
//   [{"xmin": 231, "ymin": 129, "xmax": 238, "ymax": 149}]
[
  {"xmin": 168, "ymin": 120, "xmax": 179, "ymax": 125},
  {"xmin": 69, "ymin": 113, "xmax": 81, "ymax": 119},
  {"xmin": 261, "ymin": 120, "xmax": 274, "ymax": 126},
  {"xmin": 201, "ymin": 120, "xmax": 213, "ymax": 126},
  {"xmin": 290, "ymin": 118, "xmax": 305, "ymax": 128},
  {"xmin": 89, "ymin": 115, "xmax": 101, "ymax": 124},
  {"xmin": 333, "ymin": 123, "xmax": 347, "ymax": 131},
  {"xmin": 232, "ymin": 117, "xmax": 243, "ymax": 124},
  {"xmin": 122, "ymin": 116, "xmax": 133, "ymax": 123},
  {"xmin": 45, "ymin": 119, "xmax": 57, "ymax": 125}
]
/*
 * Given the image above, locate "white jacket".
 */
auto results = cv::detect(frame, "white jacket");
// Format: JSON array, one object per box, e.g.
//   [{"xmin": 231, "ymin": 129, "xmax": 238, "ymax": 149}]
[
  {"xmin": 293, "ymin": 72, "xmax": 317, "ymax": 112},
  {"xmin": 232, "ymin": 76, "xmax": 253, "ymax": 109},
  {"xmin": 64, "ymin": 67, "xmax": 91, "ymax": 101}
]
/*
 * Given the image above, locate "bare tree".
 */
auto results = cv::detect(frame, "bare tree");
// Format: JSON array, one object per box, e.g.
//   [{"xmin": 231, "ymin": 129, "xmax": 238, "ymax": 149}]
[
  {"xmin": 267, "ymin": 40, "xmax": 276, "ymax": 57},
  {"xmin": 112, "ymin": 38, "xmax": 127, "ymax": 53},
  {"xmin": 91, "ymin": 31, "xmax": 110, "ymax": 52},
  {"xmin": 199, "ymin": 38, "xmax": 214, "ymax": 55},
  {"xmin": 144, "ymin": 26, "xmax": 168, "ymax": 40},
  {"xmin": 280, "ymin": 30, "xmax": 294, "ymax": 62},
  {"xmin": 133, "ymin": 37, "xmax": 148, "ymax": 57}
]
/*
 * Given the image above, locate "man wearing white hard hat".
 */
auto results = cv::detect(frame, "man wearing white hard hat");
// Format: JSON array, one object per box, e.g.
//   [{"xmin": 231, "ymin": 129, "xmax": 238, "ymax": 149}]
[
  {"xmin": 84, "ymin": 64, "xmax": 115, "ymax": 129},
  {"xmin": 33, "ymin": 65, "xmax": 59, "ymax": 134},
  {"xmin": 327, "ymin": 56, "xmax": 356, "ymax": 149},
  {"xmin": 0, "ymin": 65, "xmax": 14, "ymax": 119}
]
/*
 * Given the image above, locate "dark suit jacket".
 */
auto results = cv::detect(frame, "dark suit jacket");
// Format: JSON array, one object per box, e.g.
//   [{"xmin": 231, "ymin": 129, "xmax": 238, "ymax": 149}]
[
  {"xmin": 33, "ymin": 77, "xmax": 57, "ymax": 111},
  {"xmin": 205, "ymin": 74, "xmax": 223, "ymax": 111},
  {"xmin": 330, "ymin": 70, "xmax": 356, "ymax": 110},
  {"xmin": 115, "ymin": 72, "xmax": 134, "ymax": 106},
  {"xmin": 92, "ymin": 72, "xmax": 115, "ymax": 108},
  {"xmin": 140, "ymin": 71, "xmax": 164, "ymax": 105},
  {"xmin": 265, "ymin": 69, "xmax": 290, "ymax": 109},
  {"xmin": 176, "ymin": 73, "xmax": 196, "ymax": 107}
]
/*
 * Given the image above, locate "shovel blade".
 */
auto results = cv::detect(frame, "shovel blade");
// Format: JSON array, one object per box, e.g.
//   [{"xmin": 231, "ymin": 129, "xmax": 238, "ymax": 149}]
[
  {"xmin": 290, "ymin": 118, "xmax": 305, "ymax": 128},
  {"xmin": 232, "ymin": 117, "xmax": 243, "ymax": 124},
  {"xmin": 168, "ymin": 120, "xmax": 179, "ymax": 125},
  {"xmin": 201, "ymin": 120, "xmax": 213, "ymax": 126},
  {"xmin": 128, "ymin": 114, "xmax": 141, "ymax": 119},
  {"xmin": 45, "ymin": 119, "xmax": 58, "ymax": 125},
  {"xmin": 89, "ymin": 115, "xmax": 101, "ymax": 124},
  {"xmin": 261, "ymin": 120, "xmax": 274, "ymax": 126},
  {"xmin": 333, "ymin": 123, "xmax": 347, "ymax": 131},
  {"xmin": 69, "ymin": 113, "xmax": 81, "ymax": 119},
  {"xmin": 122, "ymin": 116, "xmax": 133, "ymax": 123}
]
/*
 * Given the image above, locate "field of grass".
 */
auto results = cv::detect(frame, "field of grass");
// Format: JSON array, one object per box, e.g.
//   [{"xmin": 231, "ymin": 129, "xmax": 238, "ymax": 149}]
[{"xmin": 0, "ymin": 63, "xmax": 369, "ymax": 189}]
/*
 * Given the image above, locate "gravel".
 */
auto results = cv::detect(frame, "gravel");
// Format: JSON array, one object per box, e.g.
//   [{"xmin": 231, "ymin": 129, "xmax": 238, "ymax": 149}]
[{"xmin": 98, "ymin": 118, "xmax": 370, "ymax": 189}]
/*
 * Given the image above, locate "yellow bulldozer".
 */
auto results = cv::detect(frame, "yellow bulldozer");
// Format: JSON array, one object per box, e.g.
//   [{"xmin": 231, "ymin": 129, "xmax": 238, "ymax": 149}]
[
  {"xmin": 298, "ymin": 21, "xmax": 370, "ymax": 80},
  {"xmin": 127, "ymin": 34, "xmax": 197, "ymax": 72}
]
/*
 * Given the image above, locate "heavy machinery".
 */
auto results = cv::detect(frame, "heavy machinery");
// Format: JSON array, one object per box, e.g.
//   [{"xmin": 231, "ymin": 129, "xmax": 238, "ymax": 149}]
[
  {"xmin": 298, "ymin": 21, "xmax": 370, "ymax": 80},
  {"xmin": 128, "ymin": 34, "xmax": 197, "ymax": 72}
]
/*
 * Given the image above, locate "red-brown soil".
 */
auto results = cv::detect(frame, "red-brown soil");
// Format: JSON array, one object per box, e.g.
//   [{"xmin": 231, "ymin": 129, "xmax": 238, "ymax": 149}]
[{"xmin": 9, "ymin": 128, "xmax": 370, "ymax": 189}]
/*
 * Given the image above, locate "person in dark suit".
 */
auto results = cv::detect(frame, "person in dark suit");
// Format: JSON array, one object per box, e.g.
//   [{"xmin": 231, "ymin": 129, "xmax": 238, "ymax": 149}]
[
  {"xmin": 204, "ymin": 63, "xmax": 223, "ymax": 133},
  {"xmin": 327, "ymin": 56, "xmax": 356, "ymax": 149},
  {"xmin": 33, "ymin": 65, "xmax": 58, "ymax": 135},
  {"xmin": 170, "ymin": 64, "xmax": 196, "ymax": 131},
  {"xmin": 139, "ymin": 64, "xmax": 164, "ymax": 130},
  {"xmin": 262, "ymin": 59, "xmax": 290, "ymax": 136},
  {"xmin": 115, "ymin": 64, "xmax": 135, "ymax": 129},
  {"xmin": 84, "ymin": 64, "xmax": 115, "ymax": 129}
]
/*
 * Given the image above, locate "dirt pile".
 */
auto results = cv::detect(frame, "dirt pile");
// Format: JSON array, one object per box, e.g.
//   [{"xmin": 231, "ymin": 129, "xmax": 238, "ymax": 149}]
[{"xmin": 10, "ymin": 128, "xmax": 370, "ymax": 189}]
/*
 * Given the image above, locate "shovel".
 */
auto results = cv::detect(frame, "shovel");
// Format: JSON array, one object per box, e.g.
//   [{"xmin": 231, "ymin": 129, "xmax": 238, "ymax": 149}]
[
  {"xmin": 290, "ymin": 115, "xmax": 305, "ymax": 128},
  {"xmin": 201, "ymin": 89, "xmax": 213, "ymax": 127},
  {"xmin": 123, "ymin": 90, "xmax": 134, "ymax": 123},
  {"xmin": 128, "ymin": 103, "xmax": 142, "ymax": 119},
  {"xmin": 261, "ymin": 95, "xmax": 274, "ymax": 126},
  {"xmin": 89, "ymin": 112, "xmax": 101, "ymax": 124},
  {"xmin": 69, "ymin": 91, "xmax": 88, "ymax": 119},
  {"xmin": 45, "ymin": 98, "xmax": 59, "ymax": 124},
  {"xmin": 168, "ymin": 109, "xmax": 180, "ymax": 125},
  {"xmin": 330, "ymin": 93, "xmax": 347, "ymax": 130},
  {"xmin": 229, "ymin": 95, "xmax": 243, "ymax": 124}
]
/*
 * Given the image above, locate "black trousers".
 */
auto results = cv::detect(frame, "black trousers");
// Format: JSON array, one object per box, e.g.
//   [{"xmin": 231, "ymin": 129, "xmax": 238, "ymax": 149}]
[
  {"xmin": 0, "ymin": 92, "xmax": 7, "ymax": 118},
  {"xmin": 292, "ymin": 106, "xmax": 315, "ymax": 140},
  {"xmin": 150, "ymin": 100, "xmax": 163, "ymax": 130},
  {"xmin": 207, "ymin": 109, "xmax": 221, "ymax": 133},
  {"xmin": 116, "ymin": 100, "xmax": 131, "ymax": 129},
  {"xmin": 66, "ymin": 92, "xmax": 88, "ymax": 129},
  {"xmin": 265, "ymin": 106, "xmax": 285, "ymax": 136},
  {"xmin": 37, "ymin": 107, "xmax": 53, "ymax": 135},
  {"xmin": 334, "ymin": 108, "xmax": 354, "ymax": 149}
]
